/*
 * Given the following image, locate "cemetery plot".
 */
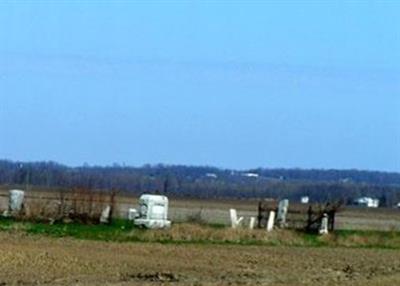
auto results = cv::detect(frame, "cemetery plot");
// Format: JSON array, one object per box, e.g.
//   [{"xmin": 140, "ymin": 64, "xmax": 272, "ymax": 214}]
[
  {"xmin": 257, "ymin": 199, "xmax": 343, "ymax": 232},
  {"xmin": 0, "ymin": 189, "xmax": 399, "ymax": 231}
]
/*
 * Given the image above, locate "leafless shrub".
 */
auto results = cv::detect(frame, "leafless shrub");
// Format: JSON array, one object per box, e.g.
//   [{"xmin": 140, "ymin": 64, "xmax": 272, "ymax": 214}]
[
  {"xmin": 17, "ymin": 188, "xmax": 118, "ymax": 224},
  {"xmin": 186, "ymin": 208, "xmax": 207, "ymax": 225},
  {"xmin": 138, "ymin": 223, "xmax": 307, "ymax": 245},
  {"xmin": 63, "ymin": 188, "xmax": 116, "ymax": 224}
]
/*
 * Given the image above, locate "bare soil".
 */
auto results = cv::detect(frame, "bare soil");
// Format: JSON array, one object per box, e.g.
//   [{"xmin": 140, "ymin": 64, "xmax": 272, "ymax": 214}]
[{"xmin": 0, "ymin": 232, "xmax": 400, "ymax": 286}]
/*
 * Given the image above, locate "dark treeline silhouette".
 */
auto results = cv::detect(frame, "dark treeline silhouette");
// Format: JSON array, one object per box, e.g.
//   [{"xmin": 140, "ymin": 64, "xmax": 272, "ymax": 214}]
[{"xmin": 1, "ymin": 160, "xmax": 400, "ymax": 206}]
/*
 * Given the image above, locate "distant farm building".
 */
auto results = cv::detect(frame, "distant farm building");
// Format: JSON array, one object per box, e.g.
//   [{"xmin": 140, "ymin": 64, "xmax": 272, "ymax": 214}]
[
  {"xmin": 205, "ymin": 173, "xmax": 218, "ymax": 179},
  {"xmin": 242, "ymin": 172, "xmax": 259, "ymax": 178},
  {"xmin": 301, "ymin": 196, "xmax": 310, "ymax": 204},
  {"xmin": 354, "ymin": 197, "xmax": 379, "ymax": 208}
]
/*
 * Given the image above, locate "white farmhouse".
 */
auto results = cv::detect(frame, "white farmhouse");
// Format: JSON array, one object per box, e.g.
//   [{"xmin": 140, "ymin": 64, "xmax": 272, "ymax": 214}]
[
  {"xmin": 354, "ymin": 197, "xmax": 379, "ymax": 208},
  {"xmin": 242, "ymin": 172, "xmax": 259, "ymax": 178},
  {"xmin": 205, "ymin": 173, "xmax": 218, "ymax": 179},
  {"xmin": 301, "ymin": 196, "xmax": 310, "ymax": 204}
]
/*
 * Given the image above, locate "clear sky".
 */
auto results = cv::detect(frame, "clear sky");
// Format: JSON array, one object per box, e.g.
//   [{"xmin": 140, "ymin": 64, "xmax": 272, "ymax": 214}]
[{"xmin": 0, "ymin": 1, "xmax": 399, "ymax": 172}]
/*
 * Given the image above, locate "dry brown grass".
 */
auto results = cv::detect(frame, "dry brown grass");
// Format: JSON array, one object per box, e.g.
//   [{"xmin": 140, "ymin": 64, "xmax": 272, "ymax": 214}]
[
  {"xmin": 23, "ymin": 198, "xmax": 59, "ymax": 221},
  {"xmin": 0, "ymin": 231, "xmax": 400, "ymax": 285},
  {"xmin": 134, "ymin": 223, "xmax": 308, "ymax": 246}
]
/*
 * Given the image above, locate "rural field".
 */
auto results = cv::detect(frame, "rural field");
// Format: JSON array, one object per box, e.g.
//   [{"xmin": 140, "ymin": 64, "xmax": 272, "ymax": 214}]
[
  {"xmin": 0, "ymin": 231, "xmax": 400, "ymax": 286},
  {"xmin": 0, "ymin": 189, "xmax": 400, "ymax": 285},
  {"xmin": 2, "ymin": 1, "xmax": 399, "ymax": 285}
]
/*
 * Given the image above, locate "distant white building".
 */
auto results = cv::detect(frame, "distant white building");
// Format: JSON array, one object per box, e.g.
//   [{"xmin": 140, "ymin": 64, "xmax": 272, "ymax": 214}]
[
  {"xmin": 205, "ymin": 173, "xmax": 218, "ymax": 179},
  {"xmin": 301, "ymin": 196, "xmax": 309, "ymax": 204},
  {"xmin": 354, "ymin": 197, "xmax": 379, "ymax": 208},
  {"xmin": 242, "ymin": 172, "xmax": 259, "ymax": 178},
  {"xmin": 340, "ymin": 178, "xmax": 351, "ymax": 183}
]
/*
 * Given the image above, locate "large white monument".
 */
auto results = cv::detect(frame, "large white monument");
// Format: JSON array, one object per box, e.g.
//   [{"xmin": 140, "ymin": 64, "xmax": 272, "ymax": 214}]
[{"xmin": 134, "ymin": 194, "xmax": 171, "ymax": 229}]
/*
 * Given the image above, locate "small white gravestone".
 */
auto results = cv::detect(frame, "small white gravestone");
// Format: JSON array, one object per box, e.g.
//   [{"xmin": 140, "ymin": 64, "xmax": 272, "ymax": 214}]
[
  {"xmin": 277, "ymin": 199, "xmax": 289, "ymax": 228},
  {"xmin": 230, "ymin": 209, "xmax": 237, "ymax": 228},
  {"xmin": 128, "ymin": 208, "xmax": 138, "ymax": 221},
  {"xmin": 100, "ymin": 205, "xmax": 111, "ymax": 223},
  {"xmin": 249, "ymin": 217, "xmax": 256, "ymax": 229},
  {"xmin": 9, "ymin": 189, "xmax": 25, "ymax": 214},
  {"xmin": 229, "ymin": 209, "xmax": 243, "ymax": 229},
  {"xmin": 266, "ymin": 211, "xmax": 275, "ymax": 232},
  {"xmin": 319, "ymin": 213, "xmax": 329, "ymax": 235}
]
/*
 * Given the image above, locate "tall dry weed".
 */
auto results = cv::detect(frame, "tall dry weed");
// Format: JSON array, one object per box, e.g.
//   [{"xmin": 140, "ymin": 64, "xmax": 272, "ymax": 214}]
[{"xmin": 137, "ymin": 223, "xmax": 307, "ymax": 245}]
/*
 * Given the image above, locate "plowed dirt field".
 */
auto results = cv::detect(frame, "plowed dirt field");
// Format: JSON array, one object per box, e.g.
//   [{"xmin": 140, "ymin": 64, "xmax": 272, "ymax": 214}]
[{"xmin": 0, "ymin": 232, "xmax": 399, "ymax": 286}]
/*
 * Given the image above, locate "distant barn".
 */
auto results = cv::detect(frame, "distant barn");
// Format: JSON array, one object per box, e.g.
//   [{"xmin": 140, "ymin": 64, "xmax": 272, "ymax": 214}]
[{"xmin": 354, "ymin": 197, "xmax": 379, "ymax": 208}]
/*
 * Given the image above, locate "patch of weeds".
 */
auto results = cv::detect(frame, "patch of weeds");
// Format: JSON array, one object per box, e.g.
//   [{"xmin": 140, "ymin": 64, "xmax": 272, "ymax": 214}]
[
  {"xmin": 0, "ymin": 218, "xmax": 399, "ymax": 249},
  {"xmin": 22, "ymin": 218, "xmax": 136, "ymax": 241},
  {"xmin": 207, "ymin": 223, "xmax": 226, "ymax": 229}
]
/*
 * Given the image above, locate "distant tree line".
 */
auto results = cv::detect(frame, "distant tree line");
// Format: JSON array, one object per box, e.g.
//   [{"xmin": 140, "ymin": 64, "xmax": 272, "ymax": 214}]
[{"xmin": 1, "ymin": 160, "xmax": 400, "ymax": 206}]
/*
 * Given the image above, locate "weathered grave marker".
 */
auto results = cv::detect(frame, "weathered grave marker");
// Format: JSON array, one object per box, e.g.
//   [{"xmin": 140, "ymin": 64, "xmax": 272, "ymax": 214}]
[
  {"xmin": 100, "ymin": 205, "xmax": 111, "ymax": 223},
  {"xmin": 277, "ymin": 199, "xmax": 289, "ymax": 228},
  {"xmin": 230, "ymin": 209, "xmax": 243, "ymax": 229},
  {"xmin": 266, "ymin": 211, "xmax": 275, "ymax": 232},
  {"xmin": 128, "ymin": 208, "xmax": 138, "ymax": 221},
  {"xmin": 9, "ymin": 189, "xmax": 25, "ymax": 215},
  {"xmin": 319, "ymin": 213, "xmax": 329, "ymax": 235},
  {"xmin": 249, "ymin": 217, "xmax": 256, "ymax": 229}
]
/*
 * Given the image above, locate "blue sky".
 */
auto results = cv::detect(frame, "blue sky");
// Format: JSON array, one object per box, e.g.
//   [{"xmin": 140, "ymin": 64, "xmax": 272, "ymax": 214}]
[{"xmin": 0, "ymin": 1, "xmax": 399, "ymax": 172}]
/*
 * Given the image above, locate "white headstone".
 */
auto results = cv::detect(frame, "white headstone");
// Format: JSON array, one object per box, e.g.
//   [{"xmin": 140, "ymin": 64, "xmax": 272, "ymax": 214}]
[
  {"xmin": 266, "ymin": 211, "xmax": 275, "ymax": 232},
  {"xmin": 277, "ymin": 199, "xmax": 289, "ymax": 227},
  {"xmin": 9, "ymin": 189, "xmax": 25, "ymax": 213},
  {"xmin": 229, "ymin": 208, "xmax": 243, "ymax": 229},
  {"xmin": 249, "ymin": 217, "xmax": 256, "ymax": 229},
  {"xmin": 128, "ymin": 208, "xmax": 138, "ymax": 221},
  {"xmin": 230, "ymin": 209, "xmax": 237, "ymax": 228},
  {"xmin": 319, "ymin": 213, "xmax": 329, "ymax": 235},
  {"xmin": 134, "ymin": 194, "xmax": 171, "ymax": 229},
  {"xmin": 100, "ymin": 205, "xmax": 111, "ymax": 223}
]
